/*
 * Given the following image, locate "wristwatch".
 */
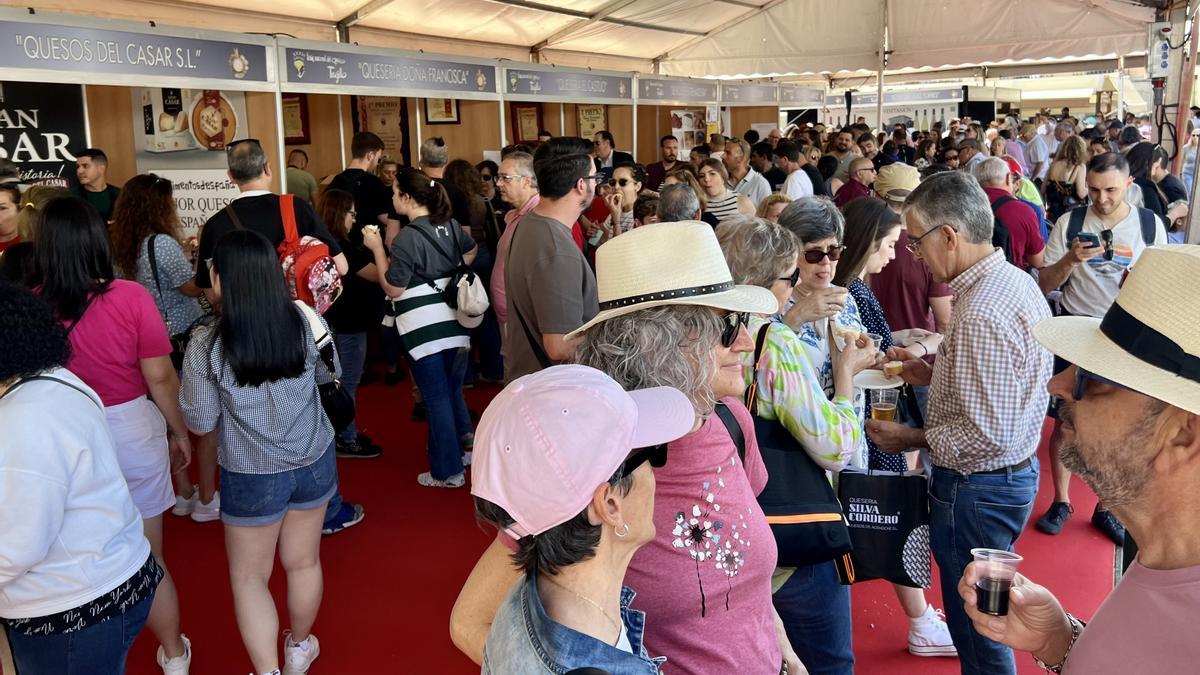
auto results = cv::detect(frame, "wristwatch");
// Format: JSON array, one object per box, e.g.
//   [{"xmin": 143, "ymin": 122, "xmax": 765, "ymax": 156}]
[{"xmin": 1034, "ymin": 613, "xmax": 1085, "ymax": 673}]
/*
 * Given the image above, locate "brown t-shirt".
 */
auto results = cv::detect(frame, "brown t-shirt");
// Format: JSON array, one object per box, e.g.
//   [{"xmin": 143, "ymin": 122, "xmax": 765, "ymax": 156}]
[
  {"xmin": 872, "ymin": 229, "xmax": 953, "ymax": 333},
  {"xmin": 502, "ymin": 210, "xmax": 598, "ymax": 382}
]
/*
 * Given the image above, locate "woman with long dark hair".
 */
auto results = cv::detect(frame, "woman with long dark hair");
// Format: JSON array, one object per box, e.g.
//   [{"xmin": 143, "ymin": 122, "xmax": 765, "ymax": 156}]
[
  {"xmin": 1126, "ymin": 141, "xmax": 1169, "ymax": 221},
  {"xmin": 832, "ymin": 198, "xmax": 953, "ymax": 657},
  {"xmin": 316, "ymin": 188, "xmax": 383, "ymax": 459},
  {"xmin": 369, "ymin": 168, "xmax": 476, "ymax": 488},
  {"xmin": 179, "ymin": 229, "xmax": 338, "ymax": 675},
  {"xmin": 34, "ymin": 195, "xmax": 193, "ymax": 673},
  {"xmin": 110, "ymin": 174, "xmax": 211, "ymax": 517},
  {"xmin": 0, "ymin": 282, "xmax": 162, "ymax": 674}
]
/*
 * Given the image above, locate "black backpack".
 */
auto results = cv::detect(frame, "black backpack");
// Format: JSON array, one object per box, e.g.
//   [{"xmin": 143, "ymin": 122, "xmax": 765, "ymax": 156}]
[
  {"xmin": 989, "ymin": 194, "xmax": 1017, "ymax": 264},
  {"xmin": 1064, "ymin": 205, "xmax": 1158, "ymax": 247}
]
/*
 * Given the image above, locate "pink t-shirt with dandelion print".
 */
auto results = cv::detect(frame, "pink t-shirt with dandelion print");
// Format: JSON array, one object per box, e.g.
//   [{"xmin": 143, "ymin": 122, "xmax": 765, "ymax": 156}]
[{"xmin": 625, "ymin": 398, "xmax": 781, "ymax": 674}]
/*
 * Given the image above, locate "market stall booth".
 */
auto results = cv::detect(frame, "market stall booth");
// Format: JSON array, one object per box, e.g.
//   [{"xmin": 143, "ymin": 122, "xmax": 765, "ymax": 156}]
[
  {"xmin": 719, "ymin": 82, "xmax": 781, "ymax": 141},
  {"xmin": 503, "ymin": 65, "xmax": 635, "ymax": 161},
  {"xmin": 823, "ymin": 88, "xmax": 965, "ymax": 133},
  {"xmin": 780, "ymin": 85, "xmax": 827, "ymax": 131},
  {"xmin": 961, "ymin": 86, "xmax": 1023, "ymax": 125},
  {"xmin": 279, "ymin": 38, "xmax": 501, "ymax": 180},
  {"xmin": 0, "ymin": 8, "xmax": 279, "ymax": 238},
  {"xmin": 635, "ymin": 77, "xmax": 719, "ymax": 163}
]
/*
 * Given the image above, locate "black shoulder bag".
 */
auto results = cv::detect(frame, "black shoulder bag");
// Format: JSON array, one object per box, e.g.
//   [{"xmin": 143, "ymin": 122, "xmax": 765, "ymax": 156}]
[
  {"xmin": 294, "ymin": 301, "xmax": 355, "ymax": 432},
  {"xmin": 732, "ymin": 322, "xmax": 853, "ymax": 568}
]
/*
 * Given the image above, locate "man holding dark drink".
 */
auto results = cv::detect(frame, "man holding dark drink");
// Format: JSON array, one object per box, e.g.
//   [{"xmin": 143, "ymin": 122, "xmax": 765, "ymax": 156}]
[
  {"xmin": 1034, "ymin": 152, "xmax": 1168, "ymax": 544},
  {"xmin": 958, "ymin": 245, "xmax": 1200, "ymax": 674}
]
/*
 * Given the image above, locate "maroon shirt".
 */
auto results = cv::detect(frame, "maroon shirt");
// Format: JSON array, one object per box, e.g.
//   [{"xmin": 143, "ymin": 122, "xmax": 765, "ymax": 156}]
[
  {"xmin": 983, "ymin": 186, "xmax": 1045, "ymax": 269},
  {"xmin": 645, "ymin": 161, "xmax": 681, "ymax": 192},
  {"xmin": 833, "ymin": 179, "xmax": 872, "ymax": 208},
  {"xmin": 872, "ymin": 229, "xmax": 954, "ymax": 333}
]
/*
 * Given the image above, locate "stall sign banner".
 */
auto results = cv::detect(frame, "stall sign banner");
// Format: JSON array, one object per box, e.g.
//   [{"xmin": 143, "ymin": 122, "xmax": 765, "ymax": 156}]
[
  {"xmin": 506, "ymin": 69, "xmax": 632, "ymax": 100},
  {"xmin": 780, "ymin": 87, "xmax": 825, "ymax": 106},
  {"xmin": 720, "ymin": 83, "xmax": 779, "ymax": 105},
  {"xmin": 0, "ymin": 81, "xmax": 85, "ymax": 187},
  {"xmin": 639, "ymin": 78, "xmax": 717, "ymax": 103},
  {"xmin": 285, "ymin": 47, "xmax": 495, "ymax": 94},
  {"xmin": 826, "ymin": 89, "xmax": 964, "ymax": 106},
  {"xmin": 0, "ymin": 21, "xmax": 267, "ymax": 83}
]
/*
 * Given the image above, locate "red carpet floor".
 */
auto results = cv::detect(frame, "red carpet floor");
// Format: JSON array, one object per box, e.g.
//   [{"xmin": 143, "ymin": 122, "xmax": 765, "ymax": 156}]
[{"xmin": 110, "ymin": 373, "xmax": 1112, "ymax": 675}]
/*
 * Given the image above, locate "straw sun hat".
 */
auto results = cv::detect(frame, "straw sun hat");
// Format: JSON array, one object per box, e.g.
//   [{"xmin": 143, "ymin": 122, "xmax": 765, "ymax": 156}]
[
  {"xmin": 565, "ymin": 220, "xmax": 778, "ymax": 340},
  {"xmin": 1034, "ymin": 245, "xmax": 1200, "ymax": 415}
]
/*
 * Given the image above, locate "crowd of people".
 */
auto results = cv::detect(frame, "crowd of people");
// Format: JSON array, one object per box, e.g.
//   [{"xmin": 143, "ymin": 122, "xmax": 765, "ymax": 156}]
[{"xmin": 0, "ymin": 105, "xmax": 1197, "ymax": 675}]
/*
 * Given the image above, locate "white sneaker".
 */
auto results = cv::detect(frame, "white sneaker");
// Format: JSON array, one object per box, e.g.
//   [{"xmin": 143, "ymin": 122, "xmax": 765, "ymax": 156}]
[
  {"xmin": 417, "ymin": 471, "xmax": 465, "ymax": 488},
  {"xmin": 172, "ymin": 486, "xmax": 198, "ymax": 517},
  {"xmin": 157, "ymin": 634, "xmax": 192, "ymax": 675},
  {"xmin": 191, "ymin": 491, "xmax": 220, "ymax": 523},
  {"xmin": 908, "ymin": 606, "xmax": 957, "ymax": 656},
  {"xmin": 282, "ymin": 632, "xmax": 320, "ymax": 675}
]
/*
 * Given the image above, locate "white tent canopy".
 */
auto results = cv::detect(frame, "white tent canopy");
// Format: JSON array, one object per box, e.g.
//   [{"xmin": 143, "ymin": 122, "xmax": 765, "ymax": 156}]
[{"xmin": 16, "ymin": 0, "xmax": 1155, "ymax": 77}]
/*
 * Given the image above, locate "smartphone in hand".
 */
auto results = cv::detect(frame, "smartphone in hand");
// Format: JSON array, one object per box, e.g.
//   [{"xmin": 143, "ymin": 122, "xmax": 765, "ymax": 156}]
[{"xmin": 1075, "ymin": 232, "xmax": 1101, "ymax": 248}]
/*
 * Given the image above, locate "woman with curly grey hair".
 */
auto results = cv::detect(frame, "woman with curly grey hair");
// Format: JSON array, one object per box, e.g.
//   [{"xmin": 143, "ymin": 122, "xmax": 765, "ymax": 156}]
[
  {"xmin": 717, "ymin": 216, "xmax": 875, "ymax": 674},
  {"xmin": 451, "ymin": 221, "xmax": 807, "ymax": 675}
]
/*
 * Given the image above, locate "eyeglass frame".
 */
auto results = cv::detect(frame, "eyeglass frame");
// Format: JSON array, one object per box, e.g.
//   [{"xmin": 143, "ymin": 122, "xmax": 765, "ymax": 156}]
[
  {"xmin": 608, "ymin": 177, "xmax": 636, "ymax": 187},
  {"xmin": 905, "ymin": 224, "xmax": 955, "ymax": 258},
  {"xmin": 800, "ymin": 245, "xmax": 846, "ymax": 264},
  {"xmin": 497, "ymin": 173, "xmax": 529, "ymax": 183},
  {"xmin": 778, "ymin": 267, "xmax": 801, "ymax": 287}
]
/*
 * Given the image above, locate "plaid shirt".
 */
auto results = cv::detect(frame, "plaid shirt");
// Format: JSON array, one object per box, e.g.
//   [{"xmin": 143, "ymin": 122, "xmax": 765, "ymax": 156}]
[{"xmin": 926, "ymin": 250, "xmax": 1053, "ymax": 473}]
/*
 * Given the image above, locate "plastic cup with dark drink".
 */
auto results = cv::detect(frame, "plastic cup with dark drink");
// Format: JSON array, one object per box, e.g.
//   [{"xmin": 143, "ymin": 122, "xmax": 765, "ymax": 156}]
[{"xmin": 971, "ymin": 548, "xmax": 1023, "ymax": 616}]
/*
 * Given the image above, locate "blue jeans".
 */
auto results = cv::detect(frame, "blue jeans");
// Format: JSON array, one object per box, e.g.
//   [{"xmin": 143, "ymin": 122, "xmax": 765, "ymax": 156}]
[
  {"xmin": 7, "ymin": 590, "xmax": 154, "ymax": 674},
  {"xmin": 772, "ymin": 561, "xmax": 854, "ymax": 675},
  {"xmin": 469, "ymin": 243, "xmax": 504, "ymax": 381},
  {"xmin": 410, "ymin": 347, "xmax": 472, "ymax": 479},
  {"xmin": 333, "ymin": 331, "xmax": 368, "ymax": 441},
  {"xmin": 929, "ymin": 459, "xmax": 1039, "ymax": 675},
  {"xmin": 221, "ymin": 443, "xmax": 338, "ymax": 527}
]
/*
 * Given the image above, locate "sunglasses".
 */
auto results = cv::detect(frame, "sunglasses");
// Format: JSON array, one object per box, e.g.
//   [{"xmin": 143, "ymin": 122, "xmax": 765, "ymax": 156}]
[
  {"xmin": 801, "ymin": 245, "xmax": 845, "ymax": 264},
  {"xmin": 1100, "ymin": 229, "xmax": 1114, "ymax": 261},
  {"xmin": 778, "ymin": 267, "xmax": 800, "ymax": 287},
  {"xmin": 619, "ymin": 444, "xmax": 668, "ymax": 478},
  {"xmin": 608, "ymin": 178, "xmax": 635, "ymax": 187},
  {"xmin": 944, "ymin": 153, "xmax": 959, "ymax": 160},
  {"xmin": 720, "ymin": 311, "xmax": 749, "ymax": 348},
  {"xmin": 481, "ymin": 174, "xmax": 496, "ymax": 183},
  {"xmin": 1073, "ymin": 368, "xmax": 1133, "ymax": 401}
]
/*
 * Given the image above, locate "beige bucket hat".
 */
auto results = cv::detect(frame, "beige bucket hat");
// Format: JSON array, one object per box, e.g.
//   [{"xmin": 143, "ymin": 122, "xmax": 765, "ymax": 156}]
[
  {"xmin": 1033, "ymin": 245, "xmax": 1200, "ymax": 414},
  {"xmin": 565, "ymin": 220, "xmax": 779, "ymax": 341}
]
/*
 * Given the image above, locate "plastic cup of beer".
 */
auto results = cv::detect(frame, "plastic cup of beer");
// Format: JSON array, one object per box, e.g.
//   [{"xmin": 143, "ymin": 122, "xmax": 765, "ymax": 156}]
[
  {"xmin": 971, "ymin": 548, "xmax": 1023, "ymax": 616},
  {"xmin": 870, "ymin": 388, "xmax": 898, "ymax": 421}
]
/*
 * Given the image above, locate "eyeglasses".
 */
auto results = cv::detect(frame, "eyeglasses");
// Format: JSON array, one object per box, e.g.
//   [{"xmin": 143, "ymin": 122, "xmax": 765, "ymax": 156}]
[
  {"xmin": 943, "ymin": 153, "xmax": 959, "ymax": 160},
  {"xmin": 225, "ymin": 138, "xmax": 261, "ymax": 154},
  {"xmin": 778, "ymin": 267, "xmax": 801, "ymax": 287},
  {"xmin": 720, "ymin": 311, "xmax": 749, "ymax": 348},
  {"xmin": 480, "ymin": 174, "xmax": 496, "ymax": 183},
  {"xmin": 619, "ymin": 444, "xmax": 668, "ymax": 478},
  {"xmin": 497, "ymin": 173, "xmax": 527, "ymax": 183},
  {"xmin": 1072, "ymin": 368, "xmax": 1133, "ymax": 401},
  {"xmin": 608, "ymin": 178, "xmax": 635, "ymax": 187},
  {"xmin": 801, "ymin": 245, "xmax": 845, "ymax": 264},
  {"xmin": 854, "ymin": 167, "xmax": 876, "ymax": 175},
  {"xmin": 906, "ymin": 225, "xmax": 954, "ymax": 257},
  {"xmin": 579, "ymin": 174, "xmax": 605, "ymax": 183}
]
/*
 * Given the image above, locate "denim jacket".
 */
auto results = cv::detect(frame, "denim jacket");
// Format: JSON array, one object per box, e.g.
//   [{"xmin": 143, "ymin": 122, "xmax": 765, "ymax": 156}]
[{"xmin": 482, "ymin": 572, "xmax": 665, "ymax": 674}]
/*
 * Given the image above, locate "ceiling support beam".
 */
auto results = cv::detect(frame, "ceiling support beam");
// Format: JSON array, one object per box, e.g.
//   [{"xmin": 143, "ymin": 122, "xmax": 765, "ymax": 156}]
[
  {"xmin": 654, "ymin": 0, "xmax": 789, "ymax": 63},
  {"xmin": 483, "ymin": 0, "xmax": 705, "ymax": 40},
  {"xmin": 336, "ymin": 0, "xmax": 394, "ymax": 41},
  {"xmin": 532, "ymin": 0, "xmax": 642, "ymax": 51}
]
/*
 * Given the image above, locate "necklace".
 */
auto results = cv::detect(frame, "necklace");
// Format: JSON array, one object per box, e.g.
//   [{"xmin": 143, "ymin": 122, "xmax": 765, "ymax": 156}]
[{"xmin": 540, "ymin": 575, "xmax": 623, "ymax": 646}]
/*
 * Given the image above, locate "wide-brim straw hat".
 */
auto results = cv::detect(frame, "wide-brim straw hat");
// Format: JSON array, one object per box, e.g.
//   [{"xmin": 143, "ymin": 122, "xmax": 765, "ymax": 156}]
[
  {"xmin": 565, "ymin": 221, "xmax": 779, "ymax": 341},
  {"xmin": 1033, "ymin": 245, "xmax": 1200, "ymax": 415}
]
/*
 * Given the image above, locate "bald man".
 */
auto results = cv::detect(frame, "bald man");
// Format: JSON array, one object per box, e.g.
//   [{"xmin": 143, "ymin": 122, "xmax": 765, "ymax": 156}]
[{"xmin": 834, "ymin": 157, "xmax": 875, "ymax": 208}]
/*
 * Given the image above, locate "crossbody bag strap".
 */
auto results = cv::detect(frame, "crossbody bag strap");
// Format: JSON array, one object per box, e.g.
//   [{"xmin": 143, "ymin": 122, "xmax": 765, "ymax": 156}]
[
  {"xmin": 293, "ymin": 300, "xmax": 338, "ymax": 376},
  {"xmin": 146, "ymin": 235, "xmax": 173, "ymax": 331},
  {"xmin": 743, "ymin": 323, "xmax": 771, "ymax": 415},
  {"xmin": 279, "ymin": 194, "xmax": 299, "ymax": 246},
  {"xmin": 713, "ymin": 402, "xmax": 746, "ymax": 463},
  {"xmin": 503, "ymin": 222, "xmax": 553, "ymax": 370},
  {"xmin": 223, "ymin": 202, "xmax": 246, "ymax": 230},
  {"xmin": 65, "ymin": 290, "xmax": 99, "ymax": 335},
  {"xmin": 0, "ymin": 375, "xmax": 102, "ymax": 409},
  {"xmin": 408, "ymin": 222, "xmax": 461, "ymax": 267}
]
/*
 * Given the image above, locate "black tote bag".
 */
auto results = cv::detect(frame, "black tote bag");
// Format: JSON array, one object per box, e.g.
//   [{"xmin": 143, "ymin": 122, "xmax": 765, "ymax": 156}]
[{"xmin": 835, "ymin": 467, "xmax": 931, "ymax": 588}]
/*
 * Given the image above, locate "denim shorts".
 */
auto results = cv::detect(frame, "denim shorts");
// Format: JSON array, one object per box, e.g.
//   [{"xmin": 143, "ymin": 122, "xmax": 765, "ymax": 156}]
[{"xmin": 219, "ymin": 442, "xmax": 338, "ymax": 527}]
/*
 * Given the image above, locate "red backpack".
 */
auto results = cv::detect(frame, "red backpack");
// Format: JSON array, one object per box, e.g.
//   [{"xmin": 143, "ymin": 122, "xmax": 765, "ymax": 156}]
[{"xmin": 275, "ymin": 194, "xmax": 342, "ymax": 314}]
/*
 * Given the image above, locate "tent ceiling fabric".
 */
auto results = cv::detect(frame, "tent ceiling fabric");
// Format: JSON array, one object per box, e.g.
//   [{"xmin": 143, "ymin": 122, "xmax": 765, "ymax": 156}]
[{"xmin": 23, "ymin": 0, "xmax": 1154, "ymax": 77}]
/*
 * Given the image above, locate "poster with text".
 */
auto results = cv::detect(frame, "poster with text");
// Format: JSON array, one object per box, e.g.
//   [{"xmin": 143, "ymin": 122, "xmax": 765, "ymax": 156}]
[
  {"xmin": 131, "ymin": 88, "xmax": 250, "ymax": 238},
  {"xmin": 0, "ymin": 81, "xmax": 86, "ymax": 188},
  {"xmin": 355, "ymin": 96, "xmax": 406, "ymax": 164},
  {"xmin": 577, "ymin": 104, "xmax": 607, "ymax": 139}
]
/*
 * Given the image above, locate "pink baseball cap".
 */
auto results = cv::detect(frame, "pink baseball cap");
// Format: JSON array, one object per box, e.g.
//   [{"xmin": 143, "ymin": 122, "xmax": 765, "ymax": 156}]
[{"xmin": 470, "ymin": 364, "xmax": 695, "ymax": 539}]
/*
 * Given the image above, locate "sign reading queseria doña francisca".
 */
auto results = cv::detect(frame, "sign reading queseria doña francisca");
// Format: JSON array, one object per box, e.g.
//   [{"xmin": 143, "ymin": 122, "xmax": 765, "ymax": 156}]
[
  {"xmin": 283, "ymin": 47, "xmax": 496, "ymax": 94},
  {"xmin": 639, "ymin": 77, "xmax": 718, "ymax": 103},
  {"xmin": 505, "ymin": 69, "xmax": 632, "ymax": 100},
  {"xmin": 0, "ymin": 20, "xmax": 268, "ymax": 83},
  {"xmin": 720, "ymin": 83, "xmax": 779, "ymax": 105}
]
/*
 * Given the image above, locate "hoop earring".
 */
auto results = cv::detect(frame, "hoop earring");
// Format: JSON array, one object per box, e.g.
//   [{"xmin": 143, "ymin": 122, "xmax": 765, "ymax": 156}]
[{"xmin": 614, "ymin": 523, "xmax": 630, "ymax": 538}]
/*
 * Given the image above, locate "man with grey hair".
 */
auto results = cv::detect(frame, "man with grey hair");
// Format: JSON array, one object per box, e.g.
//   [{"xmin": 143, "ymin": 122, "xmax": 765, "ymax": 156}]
[
  {"xmin": 722, "ymin": 137, "xmax": 772, "ymax": 206},
  {"xmin": 971, "ymin": 157, "xmax": 1045, "ymax": 269},
  {"xmin": 491, "ymin": 150, "xmax": 540, "ymax": 327},
  {"xmin": 192, "ymin": 139, "xmax": 364, "ymax": 535},
  {"xmin": 420, "ymin": 136, "xmax": 471, "ymax": 227},
  {"xmin": 656, "ymin": 183, "xmax": 702, "ymax": 223},
  {"xmin": 866, "ymin": 171, "xmax": 1053, "ymax": 675},
  {"xmin": 958, "ymin": 138, "xmax": 985, "ymax": 171}
]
